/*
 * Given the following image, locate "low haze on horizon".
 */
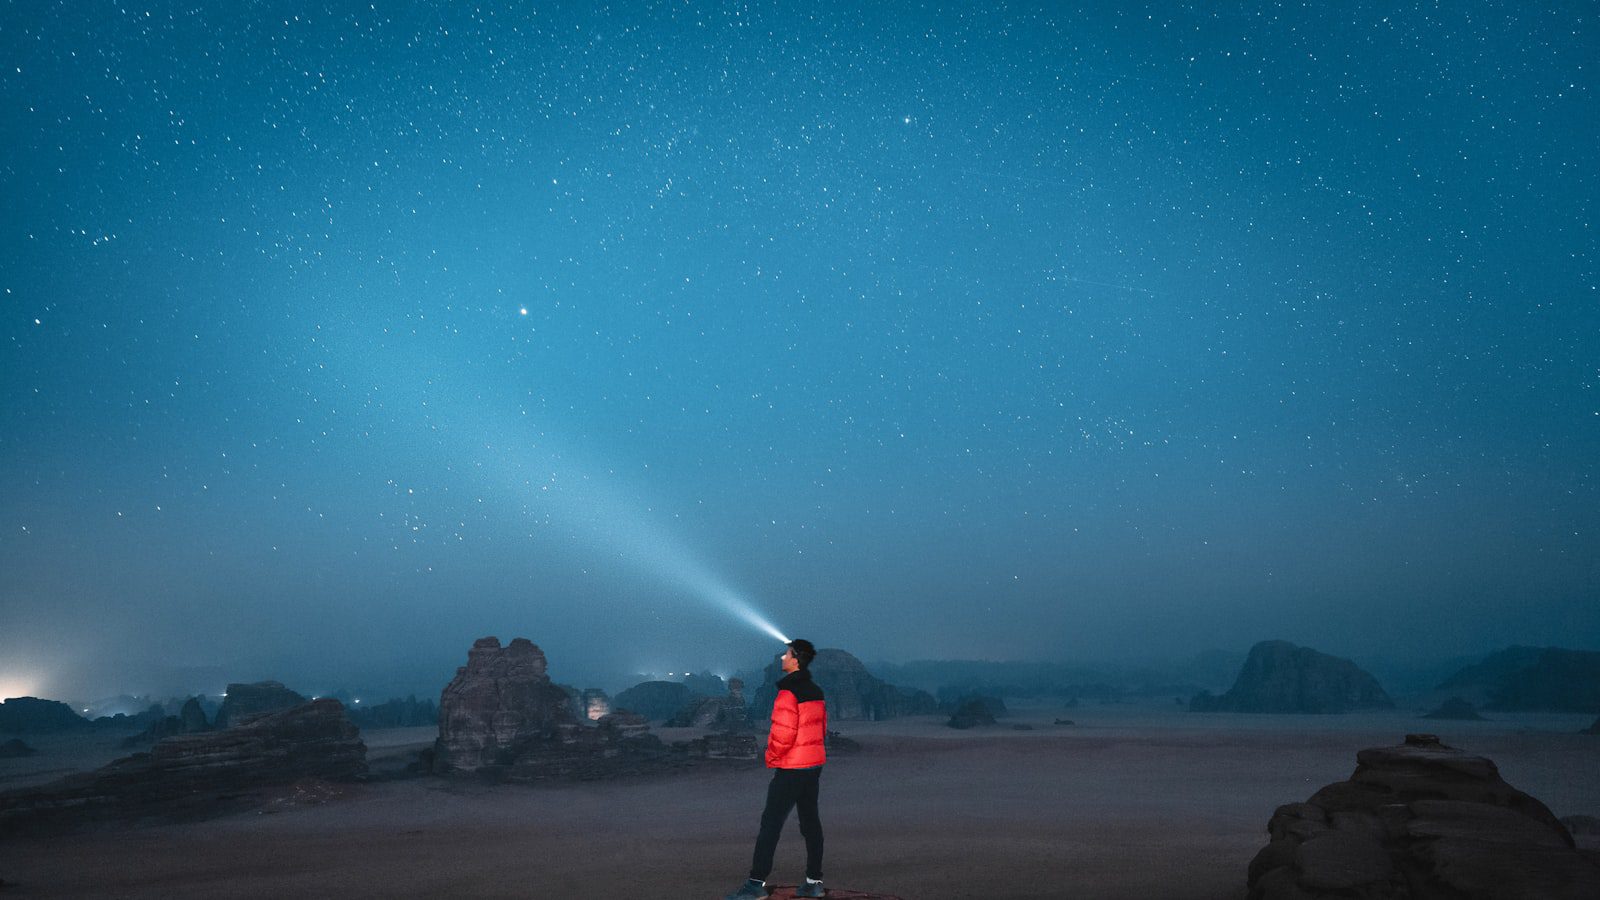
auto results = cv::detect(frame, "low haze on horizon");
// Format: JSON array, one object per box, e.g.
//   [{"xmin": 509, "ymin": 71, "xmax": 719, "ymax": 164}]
[{"xmin": 3, "ymin": 2, "xmax": 1596, "ymax": 704}]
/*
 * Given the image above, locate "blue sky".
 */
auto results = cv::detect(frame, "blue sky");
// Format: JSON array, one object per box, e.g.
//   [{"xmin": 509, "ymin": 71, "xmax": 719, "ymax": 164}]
[{"xmin": 2, "ymin": 1, "xmax": 1595, "ymax": 699}]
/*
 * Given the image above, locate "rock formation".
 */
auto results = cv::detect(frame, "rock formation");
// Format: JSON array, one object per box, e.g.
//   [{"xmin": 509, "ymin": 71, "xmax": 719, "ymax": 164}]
[
  {"xmin": 682, "ymin": 671, "xmax": 727, "ymax": 696},
  {"xmin": 213, "ymin": 681, "xmax": 308, "ymax": 729},
  {"xmin": 613, "ymin": 680, "xmax": 697, "ymax": 722},
  {"xmin": 1435, "ymin": 646, "xmax": 1600, "ymax": 712},
  {"xmin": 1423, "ymin": 696, "xmax": 1486, "ymax": 720},
  {"xmin": 122, "ymin": 696, "xmax": 215, "ymax": 747},
  {"xmin": 1247, "ymin": 733, "xmax": 1600, "ymax": 899},
  {"xmin": 667, "ymin": 679, "xmax": 750, "ymax": 730},
  {"xmin": 1585, "ymin": 716, "xmax": 1600, "ymax": 736},
  {"xmin": 0, "ymin": 699, "xmax": 365, "ymax": 835},
  {"xmin": 0, "ymin": 738, "xmax": 36, "ymax": 758},
  {"xmin": 943, "ymin": 693, "xmax": 1008, "ymax": 716},
  {"xmin": 752, "ymin": 650, "xmax": 939, "ymax": 721},
  {"xmin": 946, "ymin": 697, "xmax": 1000, "ymax": 729},
  {"xmin": 179, "ymin": 696, "xmax": 210, "ymax": 732},
  {"xmin": 347, "ymin": 695, "xmax": 437, "ymax": 730},
  {"xmin": 1190, "ymin": 640, "xmax": 1393, "ymax": 713},
  {"xmin": 581, "ymin": 688, "xmax": 612, "ymax": 721},
  {"xmin": 433, "ymin": 636, "xmax": 578, "ymax": 772},
  {"xmin": 0, "ymin": 697, "xmax": 91, "ymax": 734}
]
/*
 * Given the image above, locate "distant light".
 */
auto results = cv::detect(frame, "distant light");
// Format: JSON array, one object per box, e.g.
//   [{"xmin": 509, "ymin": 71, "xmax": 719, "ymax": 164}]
[{"xmin": 518, "ymin": 307, "xmax": 528, "ymax": 316}]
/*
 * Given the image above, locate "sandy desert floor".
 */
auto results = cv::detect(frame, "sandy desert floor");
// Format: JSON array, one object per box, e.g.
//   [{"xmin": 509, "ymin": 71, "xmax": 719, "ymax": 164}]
[{"xmin": 3, "ymin": 705, "xmax": 1598, "ymax": 899}]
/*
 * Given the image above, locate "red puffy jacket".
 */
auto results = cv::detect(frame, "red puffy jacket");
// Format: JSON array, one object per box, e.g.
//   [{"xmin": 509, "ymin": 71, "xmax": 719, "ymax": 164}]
[{"xmin": 766, "ymin": 670, "xmax": 827, "ymax": 769}]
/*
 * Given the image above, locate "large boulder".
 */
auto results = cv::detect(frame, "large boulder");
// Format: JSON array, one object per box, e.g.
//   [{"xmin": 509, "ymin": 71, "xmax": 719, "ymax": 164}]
[
  {"xmin": 752, "ymin": 649, "xmax": 939, "ymax": 721},
  {"xmin": 0, "ymin": 697, "xmax": 91, "ymax": 734},
  {"xmin": 0, "ymin": 699, "xmax": 366, "ymax": 835},
  {"xmin": 433, "ymin": 636, "xmax": 576, "ymax": 772},
  {"xmin": 1247, "ymin": 733, "xmax": 1600, "ymax": 899},
  {"xmin": 613, "ymin": 681, "xmax": 697, "ymax": 722},
  {"xmin": 1190, "ymin": 640, "xmax": 1393, "ymax": 714},
  {"xmin": 1434, "ymin": 646, "xmax": 1600, "ymax": 713},
  {"xmin": 213, "ymin": 681, "xmax": 308, "ymax": 729}
]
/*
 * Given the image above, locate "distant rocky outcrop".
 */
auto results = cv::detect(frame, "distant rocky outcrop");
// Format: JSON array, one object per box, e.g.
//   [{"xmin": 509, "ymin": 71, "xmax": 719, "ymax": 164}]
[
  {"xmin": 1434, "ymin": 646, "xmax": 1600, "ymax": 713},
  {"xmin": 0, "ymin": 697, "xmax": 91, "ymax": 734},
  {"xmin": 946, "ymin": 698, "xmax": 1000, "ymax": 729},
  {"xmin": 213, "ymin": 681, "xmax": 308, "ymax": 729},
  {"xmin": 752, "ymin": 650, "xmax": 939, "ymax": 721},
  {"xmin": 347, "ymin": 696, "xmax": 437, "ymax": 730},
  {"xmin": 682, "ymin": 671, "xmax": 727, "ymax": 697},
  {"xmin": 1247, "ymin": 733, "xmax": 1600, "ymax": 899},
  {"xmin": 1585, "ymin": 716, "xmax": 1600, "ymax": 736},
  {"xmin": 1423, "ymin": 696, "xmax": 1486, "ymax": 721},
  {"xmin": 613, "ymin": 681, "xmax": 698, "ymax": 723},
  {"xmin": 580, "ymin": 689, "xmax": 612, "ymax": 721},
  {"xmin": 432, "ymin": 637, "xmax": 578, "ymax": 772},
  {"xmin": 0, "ymin": 699, "xmax": 366, "ymax": 835},
  {"xmin": 942, "ymin": 693, "xmax": 1007, "ymax": 716},
  {"xmin": 667, "ymin": 679, "xmax": 750, "ymax": 730},
  {"xmin": 178, "ymin": 696, "xmax": 209, "ymax": 732},
  {"xmin": 0, "ymin": 738, "xmax": 36, "ymax": 758},
  {"xmin": 1190, "ymin": 640, "xmax": 1393, "ymax": 714},
  {"xmin": 122, "ymin": 697, "xmax": 214, "ymax": 747}
]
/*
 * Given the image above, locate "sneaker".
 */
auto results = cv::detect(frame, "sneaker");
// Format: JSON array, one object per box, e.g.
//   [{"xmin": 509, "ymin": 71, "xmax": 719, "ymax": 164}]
[
  {"xmin": 723, "ymin": 878, "xmax": 769, "ymax": 900},
  {"xmin": 796, "ymin": 879, "xmax": 826, "ymax": 898}
]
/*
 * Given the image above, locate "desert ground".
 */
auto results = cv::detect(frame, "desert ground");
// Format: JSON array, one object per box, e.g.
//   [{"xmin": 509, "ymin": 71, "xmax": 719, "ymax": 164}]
[{"xmin": 3, "ymin": 704, "xmax": 1597, "ymax": 899}]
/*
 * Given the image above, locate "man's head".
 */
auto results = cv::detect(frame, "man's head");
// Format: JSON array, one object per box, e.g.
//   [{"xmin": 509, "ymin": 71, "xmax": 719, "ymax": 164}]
[{"xmin": 782, "ymin": 638, "xmax": 817, "ymax": 673}]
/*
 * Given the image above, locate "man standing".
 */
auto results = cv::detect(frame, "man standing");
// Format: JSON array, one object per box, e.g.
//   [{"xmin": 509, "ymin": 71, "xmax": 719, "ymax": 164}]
[{"xmin": 725, "ymin": 638, "xmax": 827, "ymax": 899}]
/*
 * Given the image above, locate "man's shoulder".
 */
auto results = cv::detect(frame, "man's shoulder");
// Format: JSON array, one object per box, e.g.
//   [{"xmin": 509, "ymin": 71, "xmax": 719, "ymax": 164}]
[{"xmin": 781, "ymin": 674, "xmax": 824, "ymax": 704}]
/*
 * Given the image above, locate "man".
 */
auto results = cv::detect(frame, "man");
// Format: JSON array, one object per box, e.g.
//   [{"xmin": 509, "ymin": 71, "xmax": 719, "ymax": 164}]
[{"xmin": 725, "ymin": 638, "xmax": 827, "ymax": 899}]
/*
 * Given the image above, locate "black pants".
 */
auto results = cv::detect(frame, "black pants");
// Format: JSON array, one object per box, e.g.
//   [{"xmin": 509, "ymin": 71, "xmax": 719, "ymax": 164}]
[{"xmin": 749, "ymin": 766, "xmax": 823, "ymax": 881}]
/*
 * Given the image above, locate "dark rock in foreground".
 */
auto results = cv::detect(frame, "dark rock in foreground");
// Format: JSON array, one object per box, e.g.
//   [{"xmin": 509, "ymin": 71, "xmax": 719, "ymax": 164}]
[
  {"xmin": 1435, "ymin": 646, "xmax": 1600, "ymax": 713},
  {"xmin": 1585, "ymin": 716, "xmax": 1600, "ymax": 735},
  {"xmin": 753, "ymin": 649, "xmax": 939, "ymax": 722},
  {"xmin": 1248, "ymin": 733, "xmax": 1600, "ymax": 899},
  {"xmin": 1190, "ymin": 640, "xmax": 1393, "ymax": 714},
  {"xmin": 0, "ymin": 738, "xmax": 36, "ymax": 758},
  {"xmin": 1423, "ymin": 696, "xmax": 1487, "ymax": 721},
  {"xmin": 213, "ymin": 681, "xmax": 308, "ymax": 729},
  {"xmin": 0, "ymin": 699, "xmax": 366, "ymax": 836},
  {"xmin": 0, "ymin": 697, "xmax": 91, "ymax": 734}
]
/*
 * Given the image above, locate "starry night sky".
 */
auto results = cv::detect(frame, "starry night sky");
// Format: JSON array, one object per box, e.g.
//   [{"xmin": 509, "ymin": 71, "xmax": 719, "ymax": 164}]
[{"xmin": 2, "ymin": 2, "xmax": 1596, "ymax": 701}]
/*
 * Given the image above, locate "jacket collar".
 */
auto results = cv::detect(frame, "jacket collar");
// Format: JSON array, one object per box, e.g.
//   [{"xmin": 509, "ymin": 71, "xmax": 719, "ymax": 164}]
[{"xmin": 777, "ymin": 669, "xmax": 812, "ymax": 690}]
